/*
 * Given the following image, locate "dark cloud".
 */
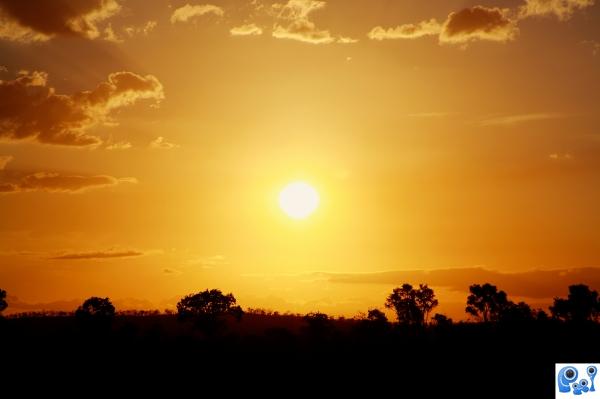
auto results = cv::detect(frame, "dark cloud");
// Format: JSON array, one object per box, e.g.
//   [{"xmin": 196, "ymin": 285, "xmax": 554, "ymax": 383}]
[
  {"xmin": 0, "ymin": 70, "xmax": 164, "ymax": 146},
  {"xmin": 49, "ymin": 249, "xmax": 144, "ymax": 260},
  {"xmin": 368, "ymin": 6, "xmax": 518, "ymax": 45},
  {"xmin": 0, "ymin": 171, "xmax": 136, "ymax": 193},
  {"xmin": 440, "ymin": 6, "xmax": 518, "ymax": 44},
  {"xmin": 315, "ymin": 267, "xmax": 600, "ymax": 299},
  {"xmin": 0, "ymin": 0, "xmax": 121, "ymax": 42}
]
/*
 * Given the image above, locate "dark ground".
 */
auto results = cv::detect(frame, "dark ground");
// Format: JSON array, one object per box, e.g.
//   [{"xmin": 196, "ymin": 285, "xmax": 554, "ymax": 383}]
[{"xmin": 1, "ymin": 314, "xmax": 598, "ymax": 396}]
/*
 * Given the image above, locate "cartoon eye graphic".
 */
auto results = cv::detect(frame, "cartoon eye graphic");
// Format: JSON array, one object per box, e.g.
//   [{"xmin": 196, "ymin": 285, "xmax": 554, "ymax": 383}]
[
  {"xmin": 581, "ymin": 380, "xmax": 588, "ymax": 387},
  {"xmin": 558, "ymin": 367, "xmax": 579, "ymax": 393},
  {"xmin": 588, "ymin": 366, "xmax": 598, "ymax": 392}
]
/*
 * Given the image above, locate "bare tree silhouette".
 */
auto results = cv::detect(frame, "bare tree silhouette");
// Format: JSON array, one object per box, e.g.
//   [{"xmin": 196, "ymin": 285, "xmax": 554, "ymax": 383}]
[{"xmin": 385, "ymin": 283, "xmax": 438, "ymax": 326}]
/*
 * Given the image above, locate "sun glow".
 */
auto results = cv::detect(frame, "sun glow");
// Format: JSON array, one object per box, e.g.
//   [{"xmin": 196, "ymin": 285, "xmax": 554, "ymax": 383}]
[{"xmin": 278, "ymin": 181, "xmax": 320, "ymax": 220}]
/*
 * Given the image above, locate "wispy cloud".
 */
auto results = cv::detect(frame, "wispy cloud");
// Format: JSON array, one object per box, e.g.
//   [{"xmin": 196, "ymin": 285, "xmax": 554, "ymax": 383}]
[
  {"xmin": 150, "ymin": 136, "xmax": 179, "ymax": 149},
  {"xmin": 368, "ymin": 19, "xmax": 441, "ymax": 41},
  {"xmin": 478, "ymin": 113, "xmax": 563, "ymax": 126},
  {"xmin": 0, "ymin": 172, "xmax": 137, "ymax": 194},
  {"xmin": 185, "ymin": 255, "xmax": 229, "ymax": 269},
  {"xmin": 313, "ymin": 267, "xmax": 600, "ymax": 299},
  {"xmin": 519, "ymin": 0, "xmax": 595, "ymax": 20},
  {"xmin": 170, "ymin": 4, "xmax": 224, "ymax": 24},
  {"xmin": 272, "ymin": 0, "xmax": 356, "ymax": 44},
  {"xmin": 230, "ymin": 23, "xmax": 263, "ymax": 36},
  {"xmin": 49, "ymin": 249, "xmax": 145, "ymax": 260},
  {"xmin": 0, "ymin": 155, "xmax": 13, "ymax": 170}
]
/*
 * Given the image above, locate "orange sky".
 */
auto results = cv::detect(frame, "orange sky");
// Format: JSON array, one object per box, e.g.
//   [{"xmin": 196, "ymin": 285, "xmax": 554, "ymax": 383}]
[{"xmin": 1, "ymin": 0, "xmax": 599, "ymax": 320}]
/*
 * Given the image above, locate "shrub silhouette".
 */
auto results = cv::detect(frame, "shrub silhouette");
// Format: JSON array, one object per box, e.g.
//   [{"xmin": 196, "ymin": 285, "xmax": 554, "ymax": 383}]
[
  {"xmin": 432, "ymin": 313, "xmax": 453, "ymax": 327},
  {"xmin": 550, "ymin": 284, "xmax": 600, "ymax": 322},
  {"xmin": 366, "ymin": 308, "xmax": 388, "ymax": 323},
  {"xmin": 385, "ymin": 283, "xmax": 438, "ymax": 326},
  {"xmin": 0, "ymin": 289, "xmax": 7, "ymax": 315},
  {"xmin": 177, "ymin": 289, "xmax": 243, "ymax": 334}
]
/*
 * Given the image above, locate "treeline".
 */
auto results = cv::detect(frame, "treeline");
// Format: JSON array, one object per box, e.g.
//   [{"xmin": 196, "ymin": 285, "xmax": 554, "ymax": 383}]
[{"xmin": 1, "ymin": 283, "xmax": 599, "ymax": 327}]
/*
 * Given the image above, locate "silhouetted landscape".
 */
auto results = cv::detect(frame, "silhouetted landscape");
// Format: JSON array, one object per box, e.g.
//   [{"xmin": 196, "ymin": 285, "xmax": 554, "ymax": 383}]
[
  {"xmin": 2, "ymin": 283, "xmax": 599, "ymax": 394},
  {"xmin": 1, "ymin": 0, "xmax": 600, "ymax": 395}
]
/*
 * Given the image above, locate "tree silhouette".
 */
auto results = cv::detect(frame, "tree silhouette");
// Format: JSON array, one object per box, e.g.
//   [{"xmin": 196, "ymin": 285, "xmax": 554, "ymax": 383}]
[
  {"xmin": 75, "ymin": 297, "xmax": 115, "ymax": 320},
  {"xmin": 0, "ymin": 289, "xmax": 7, "ymax": 315},
  {"xmin": 303, "ymin": 312, "xmax": 334, "ymax": 338},
  {"xmin": 177, "ymin": 289, "xmax": 243, "ymax": 334},
  {"xmin": 432, "ymin": 313, "xmax": 453, "ymax": 327},
  {"xmin": 465, "ymin": 283, "xmax": 509, "ymax": 322},
  {"xmin": 75, "ymin": 297, "xmax": 115, "ymax": 332},
  {"xmin": 550, "ymin": 284, "xmax": 599, "ymax": 322},
  {"xmin": 498, "ymin": 301, "xmax": 533, "ymax": 323},
  {"xmin": 367, "ymin": 308, "xmax": 388, "ymax": 323},
  {"xmin": 385, "ymin": 283, "xmax": 438, "ymax": 326}
]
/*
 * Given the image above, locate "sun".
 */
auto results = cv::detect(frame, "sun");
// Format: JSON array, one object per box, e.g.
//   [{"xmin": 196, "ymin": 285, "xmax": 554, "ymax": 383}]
[{"xmin": 278, "ymin": 181, "xmax": 320, "ymax": 220}]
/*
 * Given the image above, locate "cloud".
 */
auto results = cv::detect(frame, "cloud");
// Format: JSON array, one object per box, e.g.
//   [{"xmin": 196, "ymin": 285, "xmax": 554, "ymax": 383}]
[
  {"xmin": 150, "ymin": 136, "xmax": 178, "ymax": 149},
  {"xmin": 0, "ymin": 0, "xmax": 121, "ymax": 42},
  {"xmin": 439, "ymin": 6, "xmax": 518, "ymax": 44},
  {"xmin": 105, "ymin": 140, "xmax": 132, "ymax": 150},
  {"xmin": 49, "ymin": 249, "xmax": 144, "ymax": 260},
  {"xmin": 479, "ymin": 113, "xmax": 562, "ymax": 126},
  {"xmin": 230, "ymin": 23, "xmax": 263, "ymax": 36},
  {"xmin": 170, "ymin": 4, "xmax": 224, "ymax": 24},
  {"xmin": 272, "ymin": 0, "xmax": 354, "ymax": 44},
  {"xmin": 368, "ymin": 19, "xmax": 441, "ymax": 40},
  {"xmin": 103, "ymin": 23, "xmax": 122, "ymax": 43},
  {"xmin": 519, "ymin": 0, "xmax": 595, "ymax": 20},
  {"xmin": 124, "ymin": 20, "xmax": 157, "ymax": 37},
  {"xmin": 185, "ymin": 255, "xmax": 228, "ymax": 269},
  {"xmin": 582, "ymin": 39, "xmax": 600, "ymax": 56},
  {"xmin": 368, "ymin": 6, "xmax": 518, "ymax": 45},
  {"xmin": 549, "ymin": 152, "xmax": 573, "ymax": 160},
  {"xmin": 163, "ymin": 268, "xmax": 182, "ymax": 275},
  {"xmin": 0, "ymin": 171, "xmax": 137, "ymax": 194},
  {"xmin": 314, "ymin": 267, "xmax": 600, "ymax": 299},
  {"xmin": 0, "ymin": 155, "xmax": 12, "ymax": 170},
  {"xmin": 407, "ymin": 112, "xmax": 453, "ymax": 118},
  {"xmin": 337, "ymin": 36, "xmax": 358, "ymax": 44},
  {"xmin": 0, "ymin": 70, "xmax": 164, "ymax": 147}
]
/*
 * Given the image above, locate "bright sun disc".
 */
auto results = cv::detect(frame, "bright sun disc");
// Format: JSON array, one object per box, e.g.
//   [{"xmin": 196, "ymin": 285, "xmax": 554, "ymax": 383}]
[{"xmin": 279, "ymin": 181, "xmax": 319, "ymax": 220}]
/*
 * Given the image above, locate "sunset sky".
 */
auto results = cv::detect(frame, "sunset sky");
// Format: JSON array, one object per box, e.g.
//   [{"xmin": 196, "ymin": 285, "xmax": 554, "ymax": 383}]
[{"xmin": 1, "ymin": 0, "xmax": 599, "ymax": 319}]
